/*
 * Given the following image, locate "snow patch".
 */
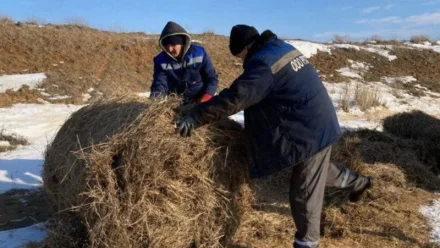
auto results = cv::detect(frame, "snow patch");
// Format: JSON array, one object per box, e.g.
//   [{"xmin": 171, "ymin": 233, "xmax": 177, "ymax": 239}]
[
  {"xmin": 37, "ymin": 98, "xmax": 50, "ymax": 104},
  {"xmin": 333, "ymin": 44, "xmax": 397, "ymax": 61},
  {"xmin": 0, "ymin": 103, "xmax": 83, "ymax": 193},
  {"xmin": 0, "ymin": 223, "xmax": 47, "ymax": 247},
  {"xmin": 82, "ymin": 93, "xmax": 92, "ymax": 102},
  {"xmin": 405, "ymin": 42, "xmax": 440, "ymax": 53},
  {"xmin": 48, "ymin": 95, "xmax": 71, "ymax": 100},
  {"xmin": 339, "ymin": 118, "xmax": 382, "ymax": 131},
  {"xmin": 364, "ymin": 46, "xmax": 397, "ymax": 61},
  {"xmin": 333, "ymin": 44, "xmax": 361, "ymax": 51},
  {"xmin": 40, "ymin": 92, "xmax": 51, "ymax": 97},
  {"xmin": 285, "ymin": 40, "xmax": 330, "ymax": 58},
  {"xmin": 136, "ymin": 92, "xmax": 150, "ymax": 98},
  {"xmin": 415, "ymin": 84, "xmax": 429, "ymax": 91},
  {"xmin": 348, "ymin": 60, "xmax": 370, "ymax": 70},
  {"xmin": 420, "ymin": 199, "xmax": 440, "ymax": 244},
  {"xmin": 382, "ymin": 76, "xmax": 417, "ymax": 84},
  {"xmin": 285, "ymin": 41, "xmax": 397, "ymax": 61},
  {"xmin": 0, "ymin": 73, "xmax": 46, "ymax": 93},
  {"xmin": 336, "ymin": 67, "xmax": 363, "ymax": 79}
]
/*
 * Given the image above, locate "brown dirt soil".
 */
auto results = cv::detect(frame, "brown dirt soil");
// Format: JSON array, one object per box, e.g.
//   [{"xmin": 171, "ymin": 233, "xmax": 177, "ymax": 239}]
[
  {"xmin": 2, "ymin": 22, "xmax": 439, "ymax": 105},
  {"xmin": 0, "ymin": 86, "xmax": 43, "ymax": 107},
  {"xmin": 365, "ymin": 48, "xmax": 440, "ymax": 93},
  {"xmin": 309, "ymin": 45, "xmax": 440, "ymax": 95},
  {"xmin": 309, "ymin": 50, "xmax": 351, "ymax": 83}
]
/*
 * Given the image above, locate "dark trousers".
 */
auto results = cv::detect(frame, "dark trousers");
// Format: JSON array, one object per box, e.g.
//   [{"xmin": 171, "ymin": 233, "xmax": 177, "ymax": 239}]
[{"xmin": 290, "ymin": 146, "xmax": 360, "ymax": 248}]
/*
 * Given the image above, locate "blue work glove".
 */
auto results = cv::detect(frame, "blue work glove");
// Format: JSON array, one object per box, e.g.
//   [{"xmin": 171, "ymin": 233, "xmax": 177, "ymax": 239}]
[{"xmin": 176, "ymin": 115, "xmax": 198, "ymax": 137}]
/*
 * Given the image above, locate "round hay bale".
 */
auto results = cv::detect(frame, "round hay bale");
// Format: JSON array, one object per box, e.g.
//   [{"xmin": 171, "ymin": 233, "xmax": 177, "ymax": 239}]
[
  {"xmin": 43, "ymin": 97, "xmax": 251, "ymax": 248},
  {"xmin": 383, "ymin": 110, "xmax": 440, "ymax": 174},
  {"xmin": 383, "ymin": 110, "xmax": 440, "ymax": 141}
]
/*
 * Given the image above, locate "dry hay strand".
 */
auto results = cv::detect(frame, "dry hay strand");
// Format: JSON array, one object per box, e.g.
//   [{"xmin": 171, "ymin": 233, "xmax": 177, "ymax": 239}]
[
  {"xmin": 231, "ymin": 168, "xmax": 294, "ymax": 248},
  {"xmin": 322, "ymin": 130, "xmax": 440, "ymax": 248},
  {"xmin": 43, "ymin": 97, "xmax": 252, "ymax": 248}
]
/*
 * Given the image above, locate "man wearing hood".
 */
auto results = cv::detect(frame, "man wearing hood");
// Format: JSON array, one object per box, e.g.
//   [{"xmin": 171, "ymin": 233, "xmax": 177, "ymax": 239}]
[
  {"xmin": 150, "ymin": 21, "xmax": 218, "ymax": 104},
  {"xmin": 176, "ymin": 25, "xmax": 372, "ymax": 248}
]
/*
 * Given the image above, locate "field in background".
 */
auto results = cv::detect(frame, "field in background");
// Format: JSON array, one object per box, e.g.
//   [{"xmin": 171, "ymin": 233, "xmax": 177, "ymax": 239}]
[{"xmin": 1, "ymin": 19, "xmax": 440, "ymax": 247}]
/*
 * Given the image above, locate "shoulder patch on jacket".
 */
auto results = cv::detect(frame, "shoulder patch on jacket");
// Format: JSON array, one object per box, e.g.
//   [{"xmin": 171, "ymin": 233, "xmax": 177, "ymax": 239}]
[
  {"xmin": 247, "ymin": 39, "xmax": 305, "ymax": 74},
  {"xmin": 270, "ymin": 49, "xmax": 303, "ymax": 74}
]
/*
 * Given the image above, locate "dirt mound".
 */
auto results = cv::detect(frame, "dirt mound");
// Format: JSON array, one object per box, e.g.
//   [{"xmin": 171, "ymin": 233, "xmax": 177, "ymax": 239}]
[
  {"xmin": 0, "ymin": 23, "xmax": 241, "ymax": 106},
  {"xmin": 309, "ymin": 45, "xmax": 440, "ymax": 95},
  {"xmin": 309, "ymin": 50, "xmax": 351, "ymax": 82},
  {"xmin": 42, "ymin": 97, "xmax": 251, "ymax": 247},
  {"xmin": 0, "ymin": 86, "xmax": 43, "ymax": 107},
  {"xmin": 1, "ymin": 22, "xmax": 440, "ymax": 106},
  {"xmin": 366, "ymin": 48, "xmax": 440, "ymax": 93}
]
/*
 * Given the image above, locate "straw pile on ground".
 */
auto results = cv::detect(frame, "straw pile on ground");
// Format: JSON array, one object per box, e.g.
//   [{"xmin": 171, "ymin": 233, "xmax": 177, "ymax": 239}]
[
  {"xmin": 42, "ymin": 97, "xmax": 251, "ymax": 248},
  {"xmin": 383, "ymin": 110, "xmax": 440, "ymax": 174},
  {"xmin": 230, "ymin": 127, "xmax": 440, "ymax": 247}
]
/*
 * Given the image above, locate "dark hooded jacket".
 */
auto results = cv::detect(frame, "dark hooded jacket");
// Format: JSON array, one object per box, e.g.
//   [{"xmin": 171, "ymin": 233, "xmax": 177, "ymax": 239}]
[
  {"xmin": 189, "ymin": 30, "xmax": 342, "ymax": 178},
  {"xmin": 150, "ymin": 21, "xmax": 218, "ymax": 103}
]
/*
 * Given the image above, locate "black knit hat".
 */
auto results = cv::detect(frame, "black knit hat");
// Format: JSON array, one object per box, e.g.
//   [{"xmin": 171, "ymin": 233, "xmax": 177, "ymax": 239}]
[
  {"xmin": 162, "ymin": 35, "xmax": 185, "ymax": 45},
  {"xmin": 229, "ymin": 25, "xmax": 260, "ymax": 56}
]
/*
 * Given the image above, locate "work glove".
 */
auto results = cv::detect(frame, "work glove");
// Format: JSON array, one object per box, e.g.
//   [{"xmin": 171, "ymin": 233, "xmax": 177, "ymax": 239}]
[
  {"xmin": 176, "ymin": 114, "xmax": 198, "ymax": 137},
  {"xmin": 200, "ymin": 93, "xmax": 213, "ymax": 103}
]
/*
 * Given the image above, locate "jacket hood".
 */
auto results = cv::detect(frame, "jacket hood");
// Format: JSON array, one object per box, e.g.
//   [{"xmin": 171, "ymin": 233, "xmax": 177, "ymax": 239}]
[{"xmin": 159, "ymin": 21, "xmax": 192, "ymax": 61}]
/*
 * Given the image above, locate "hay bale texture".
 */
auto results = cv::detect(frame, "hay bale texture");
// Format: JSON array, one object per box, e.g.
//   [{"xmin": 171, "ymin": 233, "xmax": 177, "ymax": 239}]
[
  {"xmin": 383, "ymin": 110, "xmax": 440, "ymax": 174},
  {"xmin": 43, "ymin": 97, "xmax": 251, "ymax": 248}
]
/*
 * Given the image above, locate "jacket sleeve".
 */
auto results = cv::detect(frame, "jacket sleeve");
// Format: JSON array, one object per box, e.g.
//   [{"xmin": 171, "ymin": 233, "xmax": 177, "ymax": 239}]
[
  {"xmin": 150, "ymin": 58, "xmax": 168, "ymax": 98},
  {"xmin": 199, "ymin": 51, "xmax": 218, "ymax": 96},
  {"xmin": 192, "ymin": 60, "xmax": 273, "ymax": 124}
]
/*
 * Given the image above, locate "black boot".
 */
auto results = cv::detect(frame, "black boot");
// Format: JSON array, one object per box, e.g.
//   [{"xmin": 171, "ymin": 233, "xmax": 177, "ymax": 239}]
[{"xmin": 349, "ymin": 176, "xmax": 372, "ymax": 202}]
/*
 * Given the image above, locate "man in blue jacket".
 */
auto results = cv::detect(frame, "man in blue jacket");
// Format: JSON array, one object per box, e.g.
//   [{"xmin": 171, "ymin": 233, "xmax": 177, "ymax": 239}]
[
  {"xmin": 150, "ymin": 21, "xmax": 218, "ymax": 104},
  {"xmin": 177, "ymin": 25, "xmax": 372, "ymax": 248}
]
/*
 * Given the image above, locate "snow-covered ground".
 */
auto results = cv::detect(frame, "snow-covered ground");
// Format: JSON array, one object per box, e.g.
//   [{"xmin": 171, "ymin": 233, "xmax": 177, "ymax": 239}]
[
  {"xmin": 287, "ymin": 39, "xmax": 440, "ymax": 60},
  {"xmin": 0, "ymin": 73, "xmax": 46, "ymax": 93},
  {"xmin": 0, "ymin": 103, "xmax": 83, "ymax": 193},
  {"xmin": 0, "ymin": 101, "xmax": 82, "ymax": 246},
  {"xmin": 420, "ymin": 198, "xmax": 440, "ymax": 243},
  {"xmin": 0, "ymin": 223, "xmax": 47, "ymax": 248},
  {"xmin": 1, "ymin": 38, "xmax": 440, "ymax": 246}
]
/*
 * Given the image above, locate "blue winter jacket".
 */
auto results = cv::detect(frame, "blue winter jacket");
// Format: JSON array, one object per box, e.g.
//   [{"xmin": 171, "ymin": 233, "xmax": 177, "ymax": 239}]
[
  {"xmin": 190, "ymin": 31, "xmax": 342, "ymax": 178},
  {"xmin": 150, "ymin": 21, "xmax": 218, "ymax": 103},
  {"xmin": 151, "ymin": 44, "xmax": 218, "ymax": 103}
]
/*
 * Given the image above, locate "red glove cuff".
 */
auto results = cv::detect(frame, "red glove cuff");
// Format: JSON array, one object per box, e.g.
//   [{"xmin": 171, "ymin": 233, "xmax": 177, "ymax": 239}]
[{"xmin": 200, "ymin": 93, "xmax": 213, "ymax": 103}]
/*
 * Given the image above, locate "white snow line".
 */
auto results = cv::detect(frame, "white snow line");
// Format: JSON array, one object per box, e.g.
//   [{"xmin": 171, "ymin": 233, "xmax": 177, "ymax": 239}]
[{"xmin": 0, "ymin": 73, "xmax": 46, "ymax": 93}]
